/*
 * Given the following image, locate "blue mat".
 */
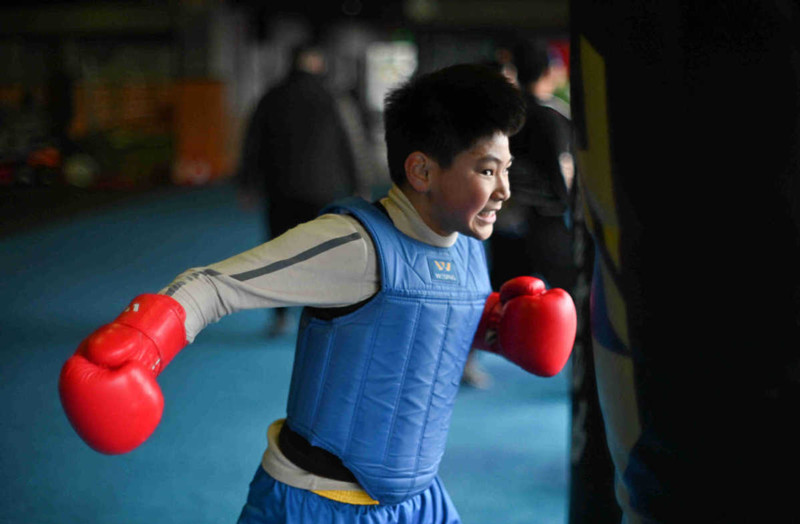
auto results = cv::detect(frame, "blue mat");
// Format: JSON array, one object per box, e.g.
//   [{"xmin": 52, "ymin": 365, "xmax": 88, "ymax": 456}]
[{"xmin": 0, "ymin": 183, "xmax": 569, "ymax": 524}]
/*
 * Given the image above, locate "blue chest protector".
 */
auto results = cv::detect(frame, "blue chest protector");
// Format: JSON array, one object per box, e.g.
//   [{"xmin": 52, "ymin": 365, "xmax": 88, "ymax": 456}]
[{"xmin": 285, "ymin": 197, "xmax": 491, "ymax": 504}]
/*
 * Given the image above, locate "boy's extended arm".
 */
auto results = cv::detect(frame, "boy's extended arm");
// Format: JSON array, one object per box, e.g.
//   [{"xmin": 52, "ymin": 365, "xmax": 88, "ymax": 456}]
[
  {"xmin": 58, "ymin": 214, "xmax": 377, "ymax": 455},
  {"xmin": 473, "ymin": 276, "xmax": 577, "ymax": 377},
  {"xmin": 163, "ymin": 214, "xmax": 377, "ymax": 342}
]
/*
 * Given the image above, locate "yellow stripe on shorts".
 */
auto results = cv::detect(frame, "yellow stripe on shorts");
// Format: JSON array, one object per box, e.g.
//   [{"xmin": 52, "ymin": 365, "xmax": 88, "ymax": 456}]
[{"xmin": 312, "ymin": 489, "xmax": 380, "ymax": 505}]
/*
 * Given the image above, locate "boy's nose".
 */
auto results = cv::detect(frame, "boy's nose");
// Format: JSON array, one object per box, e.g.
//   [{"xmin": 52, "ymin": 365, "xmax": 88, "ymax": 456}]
[{"xmin": 494, "ymin": 172, "xmax": 511, "ymax": 201}]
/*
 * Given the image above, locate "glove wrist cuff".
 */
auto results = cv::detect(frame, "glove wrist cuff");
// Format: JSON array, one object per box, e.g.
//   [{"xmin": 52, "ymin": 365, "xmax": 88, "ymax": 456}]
[
  {"xmin": 472, "ymin": 292, "xmax": 501, "ymax": 352},
  {"xmin": 115, "ymin": 294, "xmax": 187, "ymax": 373}
]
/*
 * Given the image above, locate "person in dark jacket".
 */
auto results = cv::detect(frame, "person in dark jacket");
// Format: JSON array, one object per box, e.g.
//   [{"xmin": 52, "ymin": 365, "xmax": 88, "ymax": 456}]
[
  {"xmin": 502, "ymin": 38, "xmax": 576, "ymax": 293},
  {"xmin": 238, "ymin": 43, "xmax": 362, "ymax": 336}
]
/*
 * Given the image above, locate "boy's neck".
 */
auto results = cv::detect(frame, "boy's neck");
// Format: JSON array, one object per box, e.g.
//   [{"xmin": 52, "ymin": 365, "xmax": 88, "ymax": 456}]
[
  {"xmin": 387, "ymin": 184, "xmax": 458, "ymax": 248},
  {"xmin": 398, "ymin": 183, "xmax": 439, "ymax": 232}
]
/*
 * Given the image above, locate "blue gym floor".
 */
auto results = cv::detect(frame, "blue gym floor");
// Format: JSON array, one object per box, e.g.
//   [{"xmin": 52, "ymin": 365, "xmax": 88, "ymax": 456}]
[{"xmin": 0, "ymin": 182, "xmax": 570, "ymax": 524}]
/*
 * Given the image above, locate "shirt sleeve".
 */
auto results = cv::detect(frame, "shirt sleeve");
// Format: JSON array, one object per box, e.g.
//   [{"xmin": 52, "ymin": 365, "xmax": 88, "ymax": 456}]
[{"xmin": 159, "ymin": 213, "xmax": 378, "ymax": 343}]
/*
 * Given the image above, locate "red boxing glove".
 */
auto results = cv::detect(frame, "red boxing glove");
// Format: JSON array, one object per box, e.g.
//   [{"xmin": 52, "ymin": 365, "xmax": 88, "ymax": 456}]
[
  {"xmin": 58, "ymin": 294, "xmax": 187, "ymax": 454},
  {"xmin": 473, "ymin": 276, "xmax": 576, "ymax": 377}
]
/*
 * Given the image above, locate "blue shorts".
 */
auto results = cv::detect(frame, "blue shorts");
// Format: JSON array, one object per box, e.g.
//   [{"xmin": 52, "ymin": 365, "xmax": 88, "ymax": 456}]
[{"xmin": 237, "ymin": 466, "xmax": 462, "ymax": 524}]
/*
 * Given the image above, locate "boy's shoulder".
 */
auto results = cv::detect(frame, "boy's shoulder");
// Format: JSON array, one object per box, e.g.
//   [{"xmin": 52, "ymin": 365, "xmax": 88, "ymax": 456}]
[{"xmin": 322, "ymin": 197, "xmax": 394, "ymax": 235}]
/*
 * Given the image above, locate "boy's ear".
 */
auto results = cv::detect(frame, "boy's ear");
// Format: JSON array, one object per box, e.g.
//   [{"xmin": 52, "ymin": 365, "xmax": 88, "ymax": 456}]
[{"xmin": 404, "ymin": 152, "xmax": 433, "ymax": 193}]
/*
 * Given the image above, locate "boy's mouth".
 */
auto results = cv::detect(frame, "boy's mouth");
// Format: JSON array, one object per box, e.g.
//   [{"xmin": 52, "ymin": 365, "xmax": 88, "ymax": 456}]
[{"xmin": 477, "ymin": 208, "xmax": 498, "ymax": 222}]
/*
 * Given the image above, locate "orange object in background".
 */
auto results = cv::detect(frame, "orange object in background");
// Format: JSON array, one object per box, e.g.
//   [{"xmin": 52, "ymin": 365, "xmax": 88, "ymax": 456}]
[
  {"xmin": 67, "ymin": 80, "xmax": 234, "ymax": 188},
  {"xmin": 171, "ymin": 80, "xmax": 233, "ymax": 185}
]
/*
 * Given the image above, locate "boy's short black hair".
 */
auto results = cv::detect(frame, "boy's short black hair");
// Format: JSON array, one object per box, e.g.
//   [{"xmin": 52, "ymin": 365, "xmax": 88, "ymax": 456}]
[{"xmin": 383, "ymin": 63, "xmax": 527, "ymax": 187}]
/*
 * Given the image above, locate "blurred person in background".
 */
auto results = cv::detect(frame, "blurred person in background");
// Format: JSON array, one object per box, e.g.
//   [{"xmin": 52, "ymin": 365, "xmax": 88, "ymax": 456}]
[
  {"xmin": 504, "ymin": 37, "xmax": 576, "ymax": 294},
  {"xmin": 237, "ymin": 41, "xmax": 364, "ymax": 337},
  {"xmin": 488, "ymin": 37, "xmax": 578, "ymax": 296}
]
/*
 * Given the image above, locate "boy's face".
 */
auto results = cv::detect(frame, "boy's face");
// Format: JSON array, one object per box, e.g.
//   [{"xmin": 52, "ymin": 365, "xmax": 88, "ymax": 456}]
[{"xmin": 426, "ymin": 132, "xmax": 512, "ymax": 240}]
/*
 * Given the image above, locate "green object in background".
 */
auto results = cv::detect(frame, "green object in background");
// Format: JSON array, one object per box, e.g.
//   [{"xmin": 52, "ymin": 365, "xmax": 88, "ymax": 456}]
[{"xmin": 71, "ymin": 130, "xmax": 174, "ymax": 189}]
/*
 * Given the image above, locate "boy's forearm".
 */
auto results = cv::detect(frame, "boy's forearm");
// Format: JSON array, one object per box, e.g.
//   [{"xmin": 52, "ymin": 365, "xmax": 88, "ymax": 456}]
[{"xmin": 159, "ymin": 268, "xmax": 252, "ymax": 342}]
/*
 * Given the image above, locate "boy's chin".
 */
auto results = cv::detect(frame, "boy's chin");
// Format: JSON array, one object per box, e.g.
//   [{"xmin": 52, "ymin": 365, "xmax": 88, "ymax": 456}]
[{"xmin": 467, "ymin": 226, "xmax": 493, "ymax": 241}]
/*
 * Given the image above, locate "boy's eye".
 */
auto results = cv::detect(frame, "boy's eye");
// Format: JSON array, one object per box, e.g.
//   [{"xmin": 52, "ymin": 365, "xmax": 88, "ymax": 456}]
[{"xmin": 481, "ymin": 169, "xmax": 494, "ymax": 176}]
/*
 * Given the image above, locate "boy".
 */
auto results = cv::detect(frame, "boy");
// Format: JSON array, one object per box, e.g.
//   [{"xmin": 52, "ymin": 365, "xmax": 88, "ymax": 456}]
[{"xmin": 59, "ymin": 64, "xmax": 577, "ymax": 523}]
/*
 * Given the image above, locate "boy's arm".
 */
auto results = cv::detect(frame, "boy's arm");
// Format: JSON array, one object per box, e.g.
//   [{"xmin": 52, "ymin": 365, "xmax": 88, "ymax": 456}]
[
  {"xmin": 59, "ymin": 214, "xmax": 378, "ymax": 455},
  {"xmin": 162, "ymin": 214, "xmax": 377, "ymax": 342}
]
